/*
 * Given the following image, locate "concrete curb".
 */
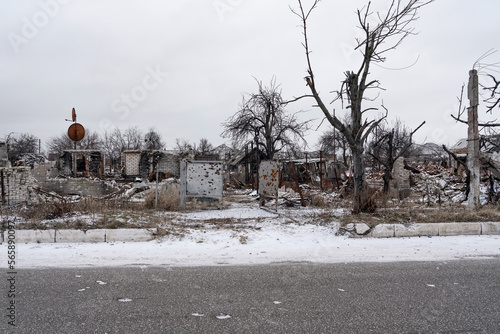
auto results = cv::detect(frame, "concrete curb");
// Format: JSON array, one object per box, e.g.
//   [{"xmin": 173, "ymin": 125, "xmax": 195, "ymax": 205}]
[
  {"xmin": 0, "ymin": 228, "xmax": 157, "ymax": 243},
  {"xmin": 364, "ymin": 222, "xmax": 500, "ymax": 238}
]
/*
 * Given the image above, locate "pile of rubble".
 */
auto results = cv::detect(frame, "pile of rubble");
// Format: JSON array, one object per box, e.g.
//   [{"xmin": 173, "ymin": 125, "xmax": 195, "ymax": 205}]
[{"xmin": 408, "ymin": 163, "xmax": 494, "ymax": 205}]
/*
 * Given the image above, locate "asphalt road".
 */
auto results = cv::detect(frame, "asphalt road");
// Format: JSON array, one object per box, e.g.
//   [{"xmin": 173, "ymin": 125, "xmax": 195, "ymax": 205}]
[{"xmin": 3, "ymin": 259, "xmax": 500, "ymax": 333}]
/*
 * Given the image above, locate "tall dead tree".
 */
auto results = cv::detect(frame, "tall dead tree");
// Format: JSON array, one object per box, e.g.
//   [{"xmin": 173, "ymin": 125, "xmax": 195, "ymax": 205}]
[
  {"xmin": 222, "ymin": 78, "xmax": 310, "ymax": 160},
  {"xmin": 291, "ymin": 0, "xmax": 433, "ymax": 213}
]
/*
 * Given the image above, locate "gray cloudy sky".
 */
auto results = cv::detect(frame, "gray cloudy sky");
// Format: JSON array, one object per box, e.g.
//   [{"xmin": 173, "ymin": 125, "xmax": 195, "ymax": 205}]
[{"xmin": 1, "ymin": 0, "xmax": 500, "ymax": 152}]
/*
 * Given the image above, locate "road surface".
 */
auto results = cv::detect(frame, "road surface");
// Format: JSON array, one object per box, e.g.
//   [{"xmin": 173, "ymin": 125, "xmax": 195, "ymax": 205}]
[{"xmin": 3, "ymin": 259, "xmax": 500, "ymax": 333}]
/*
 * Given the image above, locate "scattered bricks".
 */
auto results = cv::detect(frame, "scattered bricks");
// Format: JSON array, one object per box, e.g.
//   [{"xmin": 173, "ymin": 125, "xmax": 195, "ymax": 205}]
[
  {"xmin": 481, "ymin": 222, "xmax": 500, "ymax": 235},
  {"xmin": 438, "ymin": 223, "xmax": 481, "ymax": 236},
  {"xmin": 395, "ymin": 223, "xmax": 439, "ymax": 238},
  {"xmin": 105, "ymin": 228, "xmax": 156, "ymax": 242},
  {"xmin": 15, "ymin": 230, "xmax": 56, "ymax": 243},
  {"xmin": 56, "ymin": 229, "xmax": 106, "ymax": 243},
  {"xmin": 368, "ymin": 224, "xmax": 395, "ymax": 238}
]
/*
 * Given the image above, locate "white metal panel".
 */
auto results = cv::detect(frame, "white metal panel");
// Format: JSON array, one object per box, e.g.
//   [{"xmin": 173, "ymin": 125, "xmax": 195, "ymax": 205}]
[{"xmin": 185, "ymin": 161, "xmax": 223, "ymax": 198}]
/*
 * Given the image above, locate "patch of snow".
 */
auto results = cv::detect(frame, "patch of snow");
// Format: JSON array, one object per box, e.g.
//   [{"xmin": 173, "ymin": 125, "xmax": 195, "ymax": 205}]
[
  {"xmin": 5, "ymin": 232, "xmax": 500, "ymax": 269},
  {"xmin": 216, "ymin": 314, "xmax": 231, "ymax": 320}
]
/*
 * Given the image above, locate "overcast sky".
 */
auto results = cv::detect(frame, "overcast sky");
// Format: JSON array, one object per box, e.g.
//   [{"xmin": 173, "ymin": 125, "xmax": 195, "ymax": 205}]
[{"xmin": 1, "ymin": 0, "xmax": 500, "ymax": 152}]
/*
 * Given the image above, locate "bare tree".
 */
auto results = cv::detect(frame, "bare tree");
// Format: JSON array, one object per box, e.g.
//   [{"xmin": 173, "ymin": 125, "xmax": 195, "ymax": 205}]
[
  {"xmin": 291, "ymin": 0, "xmax": 433, "ymax": 213},
  {"xmin": 123, "ymin": 126, "xmax": 142, "ymax": 150},
  {"xmin": 368, "ymin": 119, "xmax": 424, "ymax": 193},
  {"xmin": 318, "ymin": 129, "xmax": 350, "ymax": 166},
  {"xmin": 451, "ymin": 50, "xmax": 500, "ymax": 126},
  {"xmin": 46, "ymin": 128, "xmax": 101, "ymax": 154},
  {"xmin": 143, "ymin": 127, "xmax": 165, "ymax": 150},
  {"xmin": 101, "ymin": 127, "xmax": 124, "ymax": 172},
  {"xmin": 483, "ymin": 73, "xmax": 500, "ymax": 113},
  {"xmin": 175, "ymin": 138, "xmax": 196, "ymax": 153},
  {"xmin": 198, "ymin": 138, "xmax": 214, "ymax": 155},
  {"xmin": 7, "ymin": 133, "xmax": 39, "ymax": 163},
  {"xmin": 79, "ymin": 130, "xmax": 102, "ymax": 150},
  {"xmin": 317, "ymin": 114, "xmax": 351, "ymax": 166},
  {"xmin": 222, "ymin": 78, "xmax": 310, "ymax": 160}
]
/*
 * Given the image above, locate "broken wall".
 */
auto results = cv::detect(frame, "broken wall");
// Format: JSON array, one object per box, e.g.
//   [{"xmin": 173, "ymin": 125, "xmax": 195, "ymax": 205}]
[
  {"xmin": 390, "ymin": 157, "xmax": 411, "ymax": 199},
  {"xmin": 59, "ymin": 150, "xmax": 105, "ymax": 178},
  {"xmin": 0, "ymin": 167, "xmax": 38, "ymax": 206},
  {"xmin": 157, "ymin": 153, "xmax": 180, "ymax": 177},
  {"xmin": 122, "ymin": 150, "xmax": 181, "ymax": 179},
  {"xmin": 38, "ymin": 178, "xmax": 118, "ymax": 197},
  {"xmin": 122, "ymin": 150, "xmax": 141, "ymax": 176}
]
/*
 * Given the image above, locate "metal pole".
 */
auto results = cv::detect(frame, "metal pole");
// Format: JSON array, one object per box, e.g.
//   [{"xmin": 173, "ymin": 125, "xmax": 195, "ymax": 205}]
[
  {"xmin": 319, "ymin": 150, "xmax": 323, "ymax": 190},
  {"xmin": 180, "ymin": 160, "xmax": 187, "ymax": 208},
  {"xmin": 155, "ymin": 167, "xmax": 159, "ymax": 209}
]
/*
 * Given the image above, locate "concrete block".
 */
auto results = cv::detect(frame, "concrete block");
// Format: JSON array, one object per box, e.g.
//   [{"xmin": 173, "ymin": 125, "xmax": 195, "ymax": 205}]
[
  {"xmin": 481, "ymin": 222, "xmax": 500, "ymax": 235},
  {"xmin": 355, "ymin": 223, "xmax": 371, "ymax": 235},
  {"xmin": 438, "ymin": 223, "xmax": 481, "ymax": 236},
  {"xmin": 368, "ymin": 224, "xmax": 395, "ymax": 238},
  {"xmin": 105, "ymin": 228, "xmax": 156, "ymax": 242},
  {"xmin": 395, "ymin": 223, "xmax": 439, "ymax": 238},
  {"xmin": 56, "ymin": 229, "xmax": 106, "ymax": 243},
  {"xmin": 15, "ymin": 230, "xmax": 56, "ymax": 243}
]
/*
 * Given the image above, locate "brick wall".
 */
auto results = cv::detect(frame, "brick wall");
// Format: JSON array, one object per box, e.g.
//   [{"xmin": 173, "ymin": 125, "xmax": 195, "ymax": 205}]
[
  {"xmin": 122, "ymin": 151, "xmax": 141, "ymax": 176},
  {"xmin": 0, "ymin": 167, "xmax": 38, "ymax": 205},
  {"xmin": 158, "ymin": 153, "xmax": 180, "ymax": 177},
  {"xmin": 122, "ymin": 151, "xmax": 181, "ymax": 178}
]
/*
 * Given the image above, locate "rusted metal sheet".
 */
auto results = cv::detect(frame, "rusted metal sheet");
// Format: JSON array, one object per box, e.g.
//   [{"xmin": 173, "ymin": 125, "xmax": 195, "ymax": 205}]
[
  {"xmin": 258, "ymin": 160, "xmax": 279, "ymax": 198},
  {"xmin": 180, "ymin": 160, "xmax": 223, "ymax": 207}
]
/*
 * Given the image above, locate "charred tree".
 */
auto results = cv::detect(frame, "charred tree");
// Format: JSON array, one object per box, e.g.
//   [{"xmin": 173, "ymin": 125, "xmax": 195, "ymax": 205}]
[{"xmin": 291, "ymin": 0, "xmax": 433, "ymax": 213}]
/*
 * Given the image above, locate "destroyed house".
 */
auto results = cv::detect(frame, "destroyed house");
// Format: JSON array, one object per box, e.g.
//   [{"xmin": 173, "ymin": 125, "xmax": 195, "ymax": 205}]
[
  {"xmin": 121, "ymin": 150, "xmax": 181, "ymax": 179},
  {"xmin": 58, "ymin": 150, "xmax": 105, "ymax": 178}
]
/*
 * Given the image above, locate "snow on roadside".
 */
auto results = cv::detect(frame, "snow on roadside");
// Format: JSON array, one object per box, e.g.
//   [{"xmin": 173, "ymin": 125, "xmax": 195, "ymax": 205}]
[
  {"xmin": 2, "ymin": 198, "xmax": 499, "ymax": 268},
  {"xmin": 3, "ymin": 225, "xmax": 499, "ymax": 269}
]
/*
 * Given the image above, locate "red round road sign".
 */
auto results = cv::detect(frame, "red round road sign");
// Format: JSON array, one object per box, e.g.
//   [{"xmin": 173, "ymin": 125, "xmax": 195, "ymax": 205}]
[{"xmin": 68, "ymin": 123, "xmax": 85, "ymax": 142}]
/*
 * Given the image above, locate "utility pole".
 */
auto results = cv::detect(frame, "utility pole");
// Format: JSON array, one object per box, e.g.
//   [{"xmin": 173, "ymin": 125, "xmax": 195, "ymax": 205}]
[{"xmin": 467, "ymin": 69, "xmax": 480, "ymax": 210}]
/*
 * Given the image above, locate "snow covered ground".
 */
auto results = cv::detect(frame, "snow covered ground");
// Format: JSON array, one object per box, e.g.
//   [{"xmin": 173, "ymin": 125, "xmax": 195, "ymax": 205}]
[
  {"xmin": 3, "ymin": 190, "xmax": 500, "ymax": 269},
  {"xmin": 3, "ymin": 204, "xmax": 499, "ymax": 268}
]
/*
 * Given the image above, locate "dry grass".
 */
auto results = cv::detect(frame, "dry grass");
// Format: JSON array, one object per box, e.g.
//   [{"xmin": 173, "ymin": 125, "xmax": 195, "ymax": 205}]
[
  {"xmin": 144, "ymin": 191, "xmax": 181, "ymax": 211},
  {"xmin": 4, "ymin": 186, "xmax": 500, "ymax": 231},
  {"xmin": 340, "ymin": 204, "xmax": 500, "ymax": 227}
]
